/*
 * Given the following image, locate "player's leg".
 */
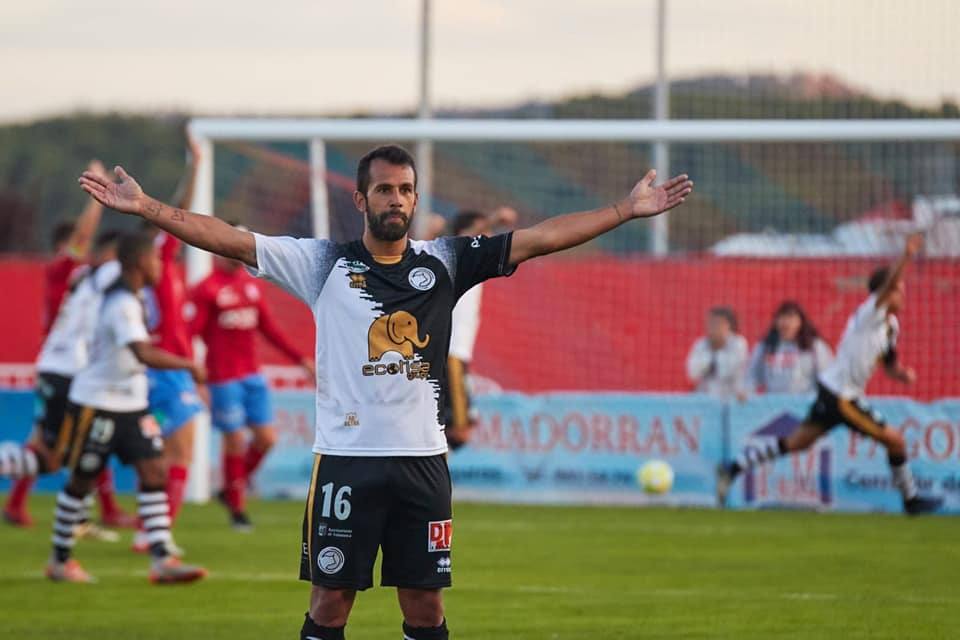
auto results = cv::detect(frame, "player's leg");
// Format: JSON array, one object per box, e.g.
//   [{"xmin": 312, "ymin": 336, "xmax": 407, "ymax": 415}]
[
  {"xmin": 162, "ymin": 417, "xmax": 195, "ymax": 522},
  {"xmin": 302, "ymin": 587, "xmax": 356, "ymax": 640},
  {"xmin": 119, "ymin": 410, "xmax": 207, "ymax": 583},
  {"xmin": 95, "ymin": 466, "xmax": 137, "ymax": 528},
  {"xmin": 835, "ymin": 397, "xmax": 942, "ymax": 514},
  {"xmin": 381, "ymin": 456, "xmax": 452, "ymax": 640},
  {"xmin": 236, "ymin": 373, "xmax": 278, "ymax": 528},
  {"xmin": 210, "ymin": 378, "xmax": 253, "ymax": 529},
  {"xmin": 299, "ymin": 455, "xmax": 384, "ymax": 638},
  {"xmin": 398, "ymin": 589, "xmax": 448, "ymax": 639},
  {"xmin": 717, "ymin": 387, "xmax": 837, "ymax": 506},
  {"xmin": 45, "ymin": 404, "xmax": 105, "ymax": 582},
  {"xmin": 1, "ymin": 436, "xmax": 43, "ymax": 527},
  {"xmin": 242, "ymin": 374, "xmax": 276, "ymax": 480},
  {"xmin": 149, "ymin": 369, "xmax": 204, "ymax": 524},
  {"xmin": 4, "ymin": 372, "xmax": 73, "ymax": 526}
]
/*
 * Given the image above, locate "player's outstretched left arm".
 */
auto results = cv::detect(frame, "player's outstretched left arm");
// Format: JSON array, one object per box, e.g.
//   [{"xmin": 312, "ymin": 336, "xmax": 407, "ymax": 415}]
[
  {"xmin": 78, "ymin": 167, "xmax": 256, "ymax": 267},
  {"xmin": 508, "ymin": 170, "xmax": 692, "ymax": 265}
]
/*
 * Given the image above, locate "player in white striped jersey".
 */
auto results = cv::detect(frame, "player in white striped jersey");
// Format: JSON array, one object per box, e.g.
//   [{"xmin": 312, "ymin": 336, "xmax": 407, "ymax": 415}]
[
  {"xmin": 0, "ymin": 231, "xmax": 136, "ymax": 533},
  {"xmin": 45, "ymin": 232, "xmax": 208, "ymax": 584},
  {"xmin": 718, "ymin": 234, "xmax": 942, "ymax": 515}
]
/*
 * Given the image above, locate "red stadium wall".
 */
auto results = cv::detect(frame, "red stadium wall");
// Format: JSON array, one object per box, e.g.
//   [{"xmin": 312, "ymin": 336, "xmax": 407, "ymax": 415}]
[{"xmin": 1, "ymin": 256, "xmax": 957, "ymax": 399}]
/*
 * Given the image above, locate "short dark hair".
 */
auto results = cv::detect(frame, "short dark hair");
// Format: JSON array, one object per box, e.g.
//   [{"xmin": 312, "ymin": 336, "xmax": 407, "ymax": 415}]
[
  {"xmin": 452, "ymin": 210, "xmax": 487, "ymax": 235},
  {"xmin": 50, "ymin": 221, "xmax": 75, "ymax": 250},
  {"xmin": 117, "ymin": 232, "xmax": 156, "ymax": 271},
  {"xmin": 868, "ymin": 266, "xmax": 889, "ymax": 293},
  {"xmin": 709, "ymin": 306, "xmax": 738, "ymax": 332},
  {"xmin": 356, "ymin": 145, "xmax": 417, "ymax": 196},
  {"xmin": 94, "ymin": 229, "xmax": 122, "ymax": 253}
]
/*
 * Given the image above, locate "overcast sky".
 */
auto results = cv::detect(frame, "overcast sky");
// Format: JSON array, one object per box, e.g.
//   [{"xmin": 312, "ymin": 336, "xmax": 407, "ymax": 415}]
[{"xmin": 1, "ymin": 0, "xmax": 957, "ymax": 123}]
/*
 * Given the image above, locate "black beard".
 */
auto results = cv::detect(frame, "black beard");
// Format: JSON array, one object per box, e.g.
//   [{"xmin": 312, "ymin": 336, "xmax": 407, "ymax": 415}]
[{"xmin": 366, "ymin": 207, "xmax": 411, "ymax": 242}]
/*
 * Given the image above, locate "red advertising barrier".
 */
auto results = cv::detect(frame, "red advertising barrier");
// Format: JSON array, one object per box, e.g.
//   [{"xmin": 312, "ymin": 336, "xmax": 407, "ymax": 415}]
[{"xmin": 1, "ymin": 256, "xmax": 957, "ymax": 399}]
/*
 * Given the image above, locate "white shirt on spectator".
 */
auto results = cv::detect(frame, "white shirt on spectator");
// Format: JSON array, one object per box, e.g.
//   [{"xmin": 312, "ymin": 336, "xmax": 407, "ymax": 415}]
[
  {"xmin": 746, "ymin": 337, "xmax": 833, "ymax": 394},
  {"xmin": 686, "ymin": 334, "xmax": 749, "ymax": 399}
]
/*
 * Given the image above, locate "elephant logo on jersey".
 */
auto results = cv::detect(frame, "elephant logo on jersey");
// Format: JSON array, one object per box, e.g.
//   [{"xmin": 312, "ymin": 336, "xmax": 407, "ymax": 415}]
[{"xmin": 367, "ymin": 311, "xmax": 430, "ymax": 361}]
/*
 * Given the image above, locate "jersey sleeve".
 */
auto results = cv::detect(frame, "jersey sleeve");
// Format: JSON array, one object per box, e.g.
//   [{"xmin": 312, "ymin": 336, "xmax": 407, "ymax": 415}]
[
  {"xmin": 250, "ymin": 234, "xmax": 333, "ymax": 306},
  {"xmin": 451, "ymin": 232, "xmax": 516, "ymax": 299},
  {"xmin": 111, "ymin": 296, "xmax": 150, "ymax": 347}
]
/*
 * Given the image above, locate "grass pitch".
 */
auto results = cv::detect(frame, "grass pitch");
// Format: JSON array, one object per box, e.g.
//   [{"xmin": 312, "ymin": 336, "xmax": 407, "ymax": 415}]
[{"xmin": 0, "ymin": 497, "xmax": 956, "ymax": 639}]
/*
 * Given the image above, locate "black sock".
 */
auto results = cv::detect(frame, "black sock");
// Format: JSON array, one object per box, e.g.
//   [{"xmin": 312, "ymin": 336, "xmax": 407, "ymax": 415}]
[
  {"xmin": 731, "ymin": 437, "xmax": 787, "ymax": 475},
  {"xmin": 301, "ymin": 613, "xmax": 344, "ymax": 640},
  {"xmin": 51, "ymin": 487, "xmax": 86, "ymax": 563},
  {"xmin": 402, "ymin": 618, "xmax": 449, "ymax": 640}
]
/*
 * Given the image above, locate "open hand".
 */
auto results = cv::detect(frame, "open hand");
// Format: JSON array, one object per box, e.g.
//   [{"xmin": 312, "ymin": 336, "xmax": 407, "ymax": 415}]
[
  {"xmin": 625, "ymin": 170, "xmax": 693, "ymax": 218},
  {"xmin": 79, "ymin": 166, "xmax": 147, "ymax": 215},
  {"xmin": 904, "ymin": 232, "xmax": 924, "ymax": 258},
  {"xmin": 189, "ymin": 363, "xmax": 208, "ymax": 385}
]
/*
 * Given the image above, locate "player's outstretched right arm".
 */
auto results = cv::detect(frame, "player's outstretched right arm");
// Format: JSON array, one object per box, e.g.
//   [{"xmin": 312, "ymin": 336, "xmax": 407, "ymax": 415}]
[
  {"xmin": 78, "ymin": 166, "xmax": 256, "ymax": 268},
  {"xmin": 128, "ymin": 341, "xmax": 207, "ymax": 384}
]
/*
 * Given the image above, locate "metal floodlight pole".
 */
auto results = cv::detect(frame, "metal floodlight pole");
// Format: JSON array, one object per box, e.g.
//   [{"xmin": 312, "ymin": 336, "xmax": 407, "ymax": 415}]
[
  {"xmin": 651, "ymin": 0, "xmax": 670, "ymax": 257},
  {"xmin": 415, "ymin": 0, "xmax": 434, "ymax": 238}
]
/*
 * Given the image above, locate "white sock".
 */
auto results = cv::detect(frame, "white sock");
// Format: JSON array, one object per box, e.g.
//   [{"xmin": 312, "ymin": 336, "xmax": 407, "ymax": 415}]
[{"xmin": 891, "ymin": 462, "xmax": 918, "ymax": 500}]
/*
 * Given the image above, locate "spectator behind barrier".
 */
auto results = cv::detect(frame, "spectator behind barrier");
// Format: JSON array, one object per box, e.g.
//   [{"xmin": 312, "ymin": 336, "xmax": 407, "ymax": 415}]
[
  {"xmin": 745, "ymin": 300, "xmax": 833, "ymax": 394},
  {"xmin": 686, "ymin": 306, "xmax": 748, "ymax": 400}
]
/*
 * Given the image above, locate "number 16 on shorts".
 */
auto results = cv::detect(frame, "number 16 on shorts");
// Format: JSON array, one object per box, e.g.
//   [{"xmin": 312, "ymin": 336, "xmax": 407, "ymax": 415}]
[{"xmin": 428, "ymin": 519, "xmax": 452, "ymax": 552}]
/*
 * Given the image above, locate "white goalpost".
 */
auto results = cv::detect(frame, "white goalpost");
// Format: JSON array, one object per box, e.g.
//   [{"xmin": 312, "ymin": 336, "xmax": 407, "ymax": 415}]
[{"xmin": 183, "ymin": 117, "xmax": 960, "ymax": 502}]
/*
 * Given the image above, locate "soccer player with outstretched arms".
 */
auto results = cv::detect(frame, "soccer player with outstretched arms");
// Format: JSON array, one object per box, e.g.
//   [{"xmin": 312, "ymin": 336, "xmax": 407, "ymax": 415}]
[
  {"xmin": 80, "ymin": 145, "xmax": 692, "ymax": 638},
  {"xmin": 717, "ymin": 233, "xmax": 943, "ymax": 515}
]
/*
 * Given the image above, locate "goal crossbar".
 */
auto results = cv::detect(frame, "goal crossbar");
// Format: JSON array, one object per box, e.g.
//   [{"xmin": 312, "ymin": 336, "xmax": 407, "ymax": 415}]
[{"xmin": 189, "ymin": 118, "xmax": 960, "ymax": 143}]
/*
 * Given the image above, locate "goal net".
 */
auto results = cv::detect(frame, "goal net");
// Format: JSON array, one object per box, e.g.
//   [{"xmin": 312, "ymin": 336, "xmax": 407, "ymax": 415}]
[{"xmin": 186, "ymin": 119, "xmax": 960, "ymax": 497}]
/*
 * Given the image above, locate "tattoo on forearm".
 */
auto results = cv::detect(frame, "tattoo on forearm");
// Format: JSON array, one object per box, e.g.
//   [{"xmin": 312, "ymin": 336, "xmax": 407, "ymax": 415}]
[
  {"xmin": 171, "ymin": 208, "xmax": 186, "ymax": 222},
  {"xmin": 613, "ymin": 201, "xmax": 625, "ymax": 222},
  {"xmin": 144, "ymin": 200, "xmax": 162, "ymax": 218}
]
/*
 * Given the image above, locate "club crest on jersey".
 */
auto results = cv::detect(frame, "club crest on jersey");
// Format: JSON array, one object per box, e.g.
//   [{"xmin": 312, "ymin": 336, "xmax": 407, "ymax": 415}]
[
  {"xmin": 408, "ymin": 267, "xmax": 436, "ymax": 291},
  {"xmin": 348, "ymin": 273, "xmax": 367, "ymax": 289}
]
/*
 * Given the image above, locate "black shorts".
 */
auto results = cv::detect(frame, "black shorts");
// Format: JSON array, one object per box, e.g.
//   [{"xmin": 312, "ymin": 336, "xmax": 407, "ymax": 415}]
[
  {"xmin": 299, "ymin": 454, "xmax": 453, "ymax": 591},
  {"xmin": 805, "ymin": 383, "xmax": 890, "ymax": 440},
  {"xmin": 60, "ymin": 403, "xmax": 164, "ymax": 476},
  {"xmin": 35, "ymin": 372, "xmax": 73, "ymax": 452}
]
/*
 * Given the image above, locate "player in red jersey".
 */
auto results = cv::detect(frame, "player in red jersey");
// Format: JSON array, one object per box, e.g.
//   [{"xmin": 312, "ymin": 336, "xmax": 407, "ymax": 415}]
[
  {"xmin": 191, "ymin": 242, "xmax": 313, "ymax": 530},
  {"xmin": 5, "ymin": 161, "xmax": 133, "ymax": 530},
  {"xmin": 139, "ymin": 139, "xmax": 206, "ymax": 539}
]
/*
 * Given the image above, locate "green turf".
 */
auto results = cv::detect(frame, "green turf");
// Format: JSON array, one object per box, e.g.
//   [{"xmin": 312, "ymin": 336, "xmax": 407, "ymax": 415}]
[{"xmin": 1, "ymin": 497, "xmax": 957, "ymax": 639}]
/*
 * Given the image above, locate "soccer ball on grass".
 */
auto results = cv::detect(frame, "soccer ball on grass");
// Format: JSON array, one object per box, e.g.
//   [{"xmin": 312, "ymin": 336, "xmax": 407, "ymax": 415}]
[{"xmin": 637, "ymin": 460, "xmax": 674, "ymax": 494}]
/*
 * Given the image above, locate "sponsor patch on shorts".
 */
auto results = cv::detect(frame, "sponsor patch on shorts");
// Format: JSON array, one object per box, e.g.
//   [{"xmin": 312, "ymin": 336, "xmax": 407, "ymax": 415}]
[{"xmin": 427, "ymin": 519, "xmax": 452, "ymax": 552}]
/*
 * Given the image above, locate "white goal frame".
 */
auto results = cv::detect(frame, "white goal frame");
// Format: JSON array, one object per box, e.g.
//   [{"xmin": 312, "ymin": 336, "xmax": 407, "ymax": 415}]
[{"xmin": 183, "ymin": 117, "xmax": 960, "ymax": 501}]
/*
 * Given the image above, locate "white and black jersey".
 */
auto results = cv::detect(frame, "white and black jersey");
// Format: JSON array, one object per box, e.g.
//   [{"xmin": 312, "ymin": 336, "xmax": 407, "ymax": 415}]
[
  {"xmin": 36, "ymin": 260, "xmax": 121, "ymax": 377},
  {"xmin": 251, "ymin": 232, "xmax": 515, "ymax": 457},
  {"xmin": 68, "ymin": 280, "xmax": 151, "ymax": 413},
  {"xmin": 819, "ymin": 294, "xmax": 899, "ymax": 399}
]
